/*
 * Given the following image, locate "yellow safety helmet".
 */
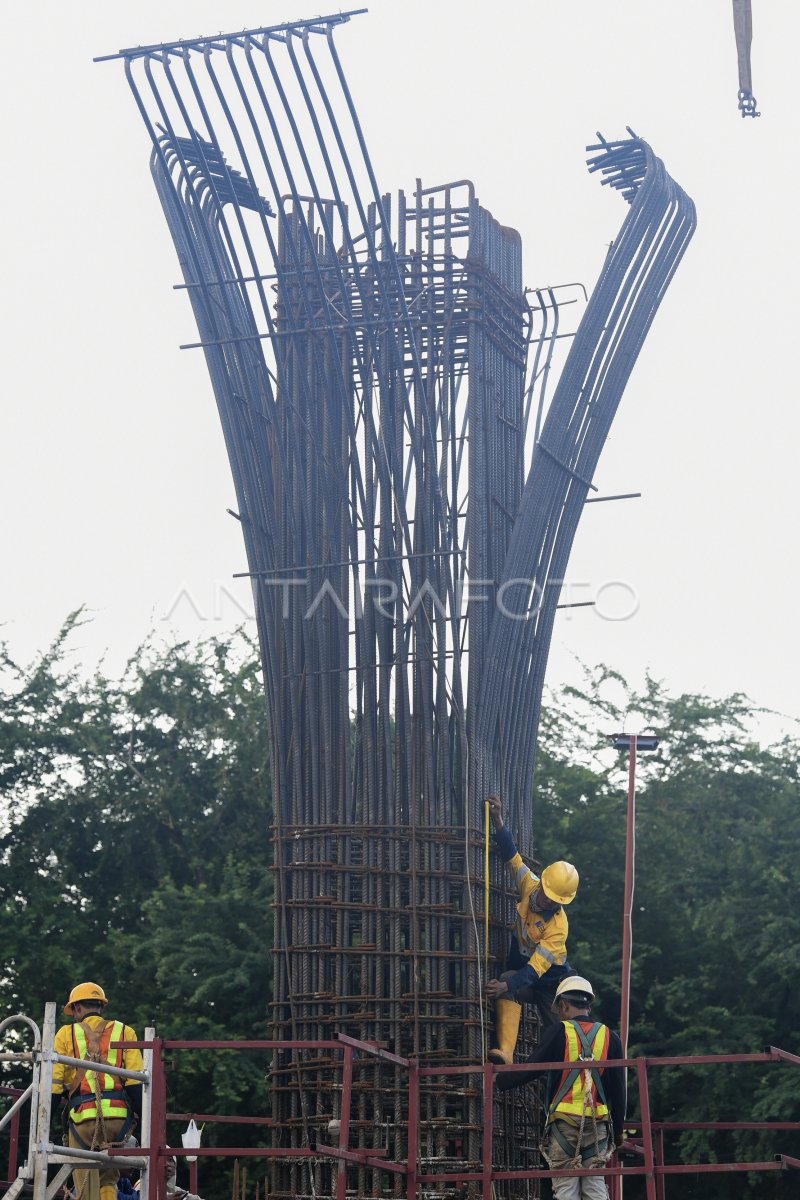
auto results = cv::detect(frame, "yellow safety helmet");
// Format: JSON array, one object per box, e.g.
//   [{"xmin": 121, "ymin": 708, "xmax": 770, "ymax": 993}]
[
  {"xmin": 541, "ymin": 860, "xmax": 579, "ymax": 905},
  {"xmin": 63, "ymin": 982, "xmax": 108, "ymax": 1016}
]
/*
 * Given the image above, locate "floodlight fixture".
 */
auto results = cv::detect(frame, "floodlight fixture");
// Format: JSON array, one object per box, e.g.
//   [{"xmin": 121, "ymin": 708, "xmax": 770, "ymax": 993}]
[{"xmin": 611, "ymin": 732, "xmax": 660, "ymax": 753}]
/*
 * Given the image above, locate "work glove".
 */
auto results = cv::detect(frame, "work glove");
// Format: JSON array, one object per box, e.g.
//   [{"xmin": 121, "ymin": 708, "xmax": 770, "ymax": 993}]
[
  {"xmin": 616, "ymin": 1131, "xmax": 640, "ymax": 1160},
  {"xmin": 50, "ymin": 1094, "xmax": 69, "ymax": 1142},
  {"xmin": 125, "ymin": 1084, "xmax": 143, "ymax": 1127}
]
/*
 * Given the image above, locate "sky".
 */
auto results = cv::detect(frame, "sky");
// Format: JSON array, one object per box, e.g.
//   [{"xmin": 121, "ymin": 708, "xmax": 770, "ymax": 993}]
[{"xmin": 2, "ymin": 1, "xmax": 798, "ymax": 741}]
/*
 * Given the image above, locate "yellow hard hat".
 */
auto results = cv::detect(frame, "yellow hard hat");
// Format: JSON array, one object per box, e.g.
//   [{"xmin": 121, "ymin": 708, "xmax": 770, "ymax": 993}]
[
  {"xmin": 541, "ymin": 861, "xmax": 579, "ymax": 905},
  {"xmin": 64, "ymin": 982, "xmax": 108, "ymax": 1016}
]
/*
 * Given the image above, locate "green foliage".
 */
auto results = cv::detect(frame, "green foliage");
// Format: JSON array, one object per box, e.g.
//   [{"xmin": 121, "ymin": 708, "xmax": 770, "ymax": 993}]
[
  {"xmin": 0, "ymin": 619, "xmax": 273, "ymax": 1195},
  {"xmin": 2, "ymin": 626, "xmax": 799, "ymax": 1200},
  {"xmin": 535, "ymin": 666, "xmax": 800, "ymax": 1198}
]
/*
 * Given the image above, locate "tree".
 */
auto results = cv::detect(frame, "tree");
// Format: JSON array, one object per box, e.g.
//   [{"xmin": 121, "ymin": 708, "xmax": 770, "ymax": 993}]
[
  {"xmin": 534, "ymin": 667, "xmax": 800, "ymax": 1198},
  {"xmin": 3, "ymin": 628, "xmax": 799, "ymax": 1199},
  {"xmin": 0, "ymin": 620, "xmax": 274, "ymax": 1196}
]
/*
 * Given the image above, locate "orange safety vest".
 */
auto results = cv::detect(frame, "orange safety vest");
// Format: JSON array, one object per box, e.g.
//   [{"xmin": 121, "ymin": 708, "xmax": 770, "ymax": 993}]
[
  {"xmin": 69, "ymin": 1020, "xmax": 130, "ymax": 1123},
  {"xmin": 548, "ymin": 1019, "xmax": 610, "ymax": 1122}
]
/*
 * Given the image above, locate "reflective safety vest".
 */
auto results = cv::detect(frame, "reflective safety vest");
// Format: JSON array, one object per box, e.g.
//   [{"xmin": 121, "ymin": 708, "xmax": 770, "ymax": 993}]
[
  {"xmin": 69, "ymin": 1020, "xmax": 130, "ymax": 1123},
  {"xmin": 548, "ymin": 1020, "xmax": 610, "ymax": 1122}
]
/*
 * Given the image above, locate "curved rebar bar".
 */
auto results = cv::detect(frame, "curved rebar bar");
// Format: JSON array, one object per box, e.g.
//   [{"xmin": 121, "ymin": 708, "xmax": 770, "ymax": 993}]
[{"xmin": 473, "ymin": 135, "xmax": 697, "ymax": 849}]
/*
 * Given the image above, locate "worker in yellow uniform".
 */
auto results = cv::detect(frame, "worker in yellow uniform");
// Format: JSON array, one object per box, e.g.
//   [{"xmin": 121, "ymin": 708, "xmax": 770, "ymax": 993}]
[
  {"xmin": 485, "ymin": 794, "xmax": 579, "ymax": 1064},
  {"xmin": 52, "ymin": 982, "xmax": 144, "ymax": 1200}
]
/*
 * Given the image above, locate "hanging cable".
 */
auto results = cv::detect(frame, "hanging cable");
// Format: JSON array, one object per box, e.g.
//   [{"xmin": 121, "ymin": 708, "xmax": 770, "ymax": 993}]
[{"xmin": 732, "ymin": 0, "xmax": 760, "ymax": 116}]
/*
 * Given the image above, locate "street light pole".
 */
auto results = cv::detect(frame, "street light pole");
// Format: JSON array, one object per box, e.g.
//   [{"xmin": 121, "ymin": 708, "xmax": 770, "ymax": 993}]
[
  {"xmin": 611, "ymin": 733, "xmax": 659, "ymax": 1056},
  {"xmin": 620, "ymin": 735, "xmax": 637, "ymax": 1058}
]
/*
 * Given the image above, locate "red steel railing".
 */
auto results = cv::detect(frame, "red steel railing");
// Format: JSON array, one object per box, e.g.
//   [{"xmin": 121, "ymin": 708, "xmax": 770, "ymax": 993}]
[
  {"xmin": 0, "ymin": 1086, "xmax": 23, "ymax": 1190},
  {"xmin": 96, "ymin": 1037, "xmax": 800, "ymax": 1200}
]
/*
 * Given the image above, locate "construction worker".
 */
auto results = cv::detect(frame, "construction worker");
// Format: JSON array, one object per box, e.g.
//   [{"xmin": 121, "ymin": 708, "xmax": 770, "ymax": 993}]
[
  {"xmin": 496, "ymin": 975, "xmax": 626, "ymax": 1199},
  {"xmin": 52, "ymin": 982, "xmax": 144, "ymax": 1200},
  {"xmin": 132, "ymin": 1151, "xmax": 205, "ymax": 1200},
  {"xmin": 486, "ymin": 793, "xmax": 578, "ymax": 1063}
]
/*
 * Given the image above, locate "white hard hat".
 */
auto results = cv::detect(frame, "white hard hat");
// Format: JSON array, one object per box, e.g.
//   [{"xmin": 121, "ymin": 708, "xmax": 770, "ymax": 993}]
[{"xmin": 554, "ymin": 975, "xmax": 595, "ymax": 1002}]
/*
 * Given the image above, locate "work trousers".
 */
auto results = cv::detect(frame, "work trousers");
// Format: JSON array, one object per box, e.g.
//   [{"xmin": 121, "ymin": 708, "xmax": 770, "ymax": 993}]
[
  {"xmin": 69, "ymin": 1116, "xmax": 128, "ymax": 1200},
  {"xmin": 544, "ymin": 1118, "xmax": 611, "ymax": 1200},
  {"xmin": 499, "ymin": 968, "xmax": 570, "ymax": 1028}
]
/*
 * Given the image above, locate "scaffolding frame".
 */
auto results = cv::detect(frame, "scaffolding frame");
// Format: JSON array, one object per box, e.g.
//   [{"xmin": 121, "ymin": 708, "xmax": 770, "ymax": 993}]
[
  {"xmin": 0, "ymin": 1006, "xmax": 152, "ymax": 1200},
  {"xmin": 6, "ymin": 1014, "xmax": 799, "ymax": 1200}
]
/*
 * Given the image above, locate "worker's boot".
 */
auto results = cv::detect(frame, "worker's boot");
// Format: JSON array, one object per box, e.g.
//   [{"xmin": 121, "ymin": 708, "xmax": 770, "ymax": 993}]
[{"xmin": 488, "ymin": 997, "xmax": 522, "ymax": 1065}]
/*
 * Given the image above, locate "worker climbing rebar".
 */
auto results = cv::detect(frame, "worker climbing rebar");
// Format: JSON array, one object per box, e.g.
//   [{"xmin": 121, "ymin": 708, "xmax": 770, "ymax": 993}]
[
  {"xmin": 51, "ymin": 982, "xmax": 144, "ymax": 1200},
  {"xmin": 485, "ymin": 795, "xmax": 579, "ymax": 1063},
  {"xmin": 732, "ymin": 0, "xmax": 760, "ymax": 116}
]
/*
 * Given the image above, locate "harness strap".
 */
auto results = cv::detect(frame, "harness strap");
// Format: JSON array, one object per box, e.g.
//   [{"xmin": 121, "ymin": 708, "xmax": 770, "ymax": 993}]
[
  {"xmin": 68, "ymin": 1022, "xmax": 99, "ymax": 1100},
  {"xmin": 70, "ymin": 1089, "xmax": 129, "ymax": 1112},
  {"xmin": 547, "ymin": 1021, "xmax": 608, "ymax": 1115},
  {"xmin": 573, "ymin": 1021, "xmax": 608, "ymax": 1108},
  {"xmin": 548, "ymin": 1067, "xmax": 581, "ymax": 1115},
  {"xmin": 548, "ymin": 1120, "xmax": 609, "ymax": 1165},
  {"xmin": 68, "ymin": 1020, "xmax": 125, "ymax": 1104},
  {"xmin": 70, "ymin": 1110, "xmax": 134, "ymax": 1145}
]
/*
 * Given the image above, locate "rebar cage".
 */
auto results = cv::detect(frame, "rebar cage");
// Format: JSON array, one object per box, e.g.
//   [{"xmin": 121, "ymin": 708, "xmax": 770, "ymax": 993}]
[{"xmin": 103, "ymin": 11, "xmax": 695, "ymax": 1196}]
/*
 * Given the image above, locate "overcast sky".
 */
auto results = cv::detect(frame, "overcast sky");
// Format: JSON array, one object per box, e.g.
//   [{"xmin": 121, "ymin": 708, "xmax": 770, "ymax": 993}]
[{"xmin": 2, "ymin": 1, "xmax": 797, "ymax": 740}]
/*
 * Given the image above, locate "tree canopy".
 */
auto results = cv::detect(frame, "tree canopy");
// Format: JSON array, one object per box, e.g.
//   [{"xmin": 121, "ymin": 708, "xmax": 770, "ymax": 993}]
[
  {"xmin": 536, "ymin": 668, "xmax": 800, "ymax": 1195},
  {"xmin": 1, "ymin": 620, "xmax": 798, "ymax": 1198},
  {"xmin": 0, "ymin": 615, "xmax": 273, "ymax": 1194}
]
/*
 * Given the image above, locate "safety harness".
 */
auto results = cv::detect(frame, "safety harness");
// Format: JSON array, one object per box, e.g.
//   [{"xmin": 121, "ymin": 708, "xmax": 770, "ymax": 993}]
[
  {"xmin": 67, "ymin": 1020, "xmax": 134, "ymax": 1153},
  {"xmin": 542, "ymin": 1019, "xmax": 613, "ymax": 1171}
]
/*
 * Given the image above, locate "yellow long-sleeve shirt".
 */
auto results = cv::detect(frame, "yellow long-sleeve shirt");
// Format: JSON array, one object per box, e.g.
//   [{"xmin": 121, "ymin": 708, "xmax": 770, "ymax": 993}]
[
  {"xmin": 494, "ymin": 825, "xmax": 569, "ymax": 996},
  {"xmin": 508, "ymin": 849, "xmax": 569, "ymax": 976}
]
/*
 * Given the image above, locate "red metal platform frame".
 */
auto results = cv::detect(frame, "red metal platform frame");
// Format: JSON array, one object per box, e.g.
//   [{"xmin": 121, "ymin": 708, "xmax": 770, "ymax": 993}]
[
  {"xmin": 0, "ymin": 1087, "xmax": 24, "ymax": 1191},
  {"xmin": 10, "ymin": 1037, "xmax": 796, "ymax": 1200}
]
